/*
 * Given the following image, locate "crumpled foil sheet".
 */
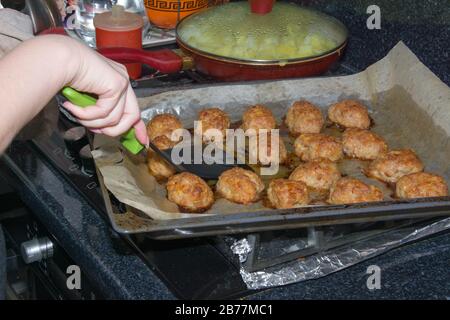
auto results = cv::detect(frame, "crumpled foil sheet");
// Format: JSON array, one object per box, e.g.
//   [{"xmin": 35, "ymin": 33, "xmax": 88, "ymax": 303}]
[
  {"xmin": 230, "ymin": 217, "xmax": 450, "ymax": 290},
  {"xmin": 230, "ymin": 238, "xmax": 252, "ymax": 263}
]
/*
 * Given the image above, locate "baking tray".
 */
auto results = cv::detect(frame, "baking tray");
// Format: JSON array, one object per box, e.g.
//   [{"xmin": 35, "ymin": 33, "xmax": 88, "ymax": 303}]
[
  {"xmin": 101, "ymin": 193, "xmax": 450, "ymax": 239},
  {"xmin": 93, "ymin": 43, "xmax": 450, "ymax": 239}
]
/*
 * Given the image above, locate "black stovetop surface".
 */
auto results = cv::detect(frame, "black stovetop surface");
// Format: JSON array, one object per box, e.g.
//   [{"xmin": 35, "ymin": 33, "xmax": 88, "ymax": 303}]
[
  {"xmin": 26, "ymin": 58, "xmax": 364, "ymax": 299},
  {"xmin": 1, "ymin": 0, "xmax": 450, "ymax": 299}
]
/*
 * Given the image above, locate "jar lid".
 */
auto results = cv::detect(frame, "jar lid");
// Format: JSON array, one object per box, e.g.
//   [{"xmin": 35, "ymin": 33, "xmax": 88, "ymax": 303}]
[
  {"xmin": 177, "ymin": 1, "xmax": 347, "ymax": 62},
  {"xmin": 94, "ymin": 5, "xmax": 143, "ymax": 32}
]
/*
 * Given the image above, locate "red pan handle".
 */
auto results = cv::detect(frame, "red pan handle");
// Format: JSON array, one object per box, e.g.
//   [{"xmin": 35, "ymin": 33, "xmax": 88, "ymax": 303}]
[
  {"xmin": 38, "ymin": 28, "xmax": 183, "ymax": 74},
  {"xmin": 97, "ymin": 47, "xmax": 183, "ymax": 74},
  {"xmin": 39, "ymin": 27, "xmax": 67, "ymax": 36}
]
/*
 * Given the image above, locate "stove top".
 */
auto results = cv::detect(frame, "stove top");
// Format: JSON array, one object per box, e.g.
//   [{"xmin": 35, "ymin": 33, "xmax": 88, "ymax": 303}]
[
  {"xmin": 32, "ymin": 104, "xmax": 251, "ymax": 299},
  {"xmin": 29, "ymin": 58, "xmax": 372, "ymax": 299}
]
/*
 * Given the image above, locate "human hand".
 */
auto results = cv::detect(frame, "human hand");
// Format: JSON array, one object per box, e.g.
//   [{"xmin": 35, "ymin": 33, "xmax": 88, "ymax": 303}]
[{"xmin": 61, "ymin": 37, "xmax": 148, "ymax": 146}]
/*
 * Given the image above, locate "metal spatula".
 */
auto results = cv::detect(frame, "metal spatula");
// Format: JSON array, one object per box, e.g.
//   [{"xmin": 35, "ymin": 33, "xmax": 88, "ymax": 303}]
[
  {"xmin": 61, "ymin": 87, "xmax": 252, "ymax": 180},
  {"xmin": 148, "ymin": 139, "xmax": 253, "ymax": 180}
]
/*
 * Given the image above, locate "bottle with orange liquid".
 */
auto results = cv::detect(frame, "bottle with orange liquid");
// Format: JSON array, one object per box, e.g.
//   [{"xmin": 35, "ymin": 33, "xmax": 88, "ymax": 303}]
[{"xmin": 94, "ymin": 5, "xmax": 144, "ymax": 79}]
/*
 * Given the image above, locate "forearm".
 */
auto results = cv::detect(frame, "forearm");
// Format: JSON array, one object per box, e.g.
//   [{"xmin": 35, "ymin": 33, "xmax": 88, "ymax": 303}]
[
  {"xmin": 0, "ymin": 34, "xmax": 147, "ymax": 153},
  {"xmin": 0, "ymin": 35, "xmax": 78, "ymax": 153}
]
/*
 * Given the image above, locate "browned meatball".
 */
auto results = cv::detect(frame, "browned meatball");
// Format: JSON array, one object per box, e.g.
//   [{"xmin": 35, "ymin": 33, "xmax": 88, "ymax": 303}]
[
  {"xmin": 294, "ymin": 133, "xmax": 343, "ymax": 162},
  {"xmin": 147, "ymin": 113, "xmax": 183, "ymax": 142},
  {"xmin": 248, "ymin": 133, "xmax": 288, "ymax": 166},
  {"xmin": 328, "ymin": 100, "xmax": 371, "ymax": 129},
  {"xmin": 166, "ymin": 172, "xmax": 214, "ymax": 213},
  {"xmin": 367, "ymin": 149, "xmax": 424, "ymax": 183},
  {"xmin": 396, "ymin": 172, "xmax": 448, "ymax": 199},
  {"xmin": 285, "ymin": 100, "xmax": 324, "ymax": 135},
  {"xmin": 242, "ymin": 104, "xmax": 277, "ymax": 134},
  {"xmin": 267, "ymin": 179, "xmax": 309, "ymax": 209},
  {"xmin": 195, "ymin": 108, "xmax": 231, "ymax": 143},
  {"xmin": 147, "ymin": 135, "xmax": 177, "ymax": 180},
  {"xmin": 216, "ymin": 167, "xmax": 265, "ymax": 204},
  {"xmin": 147, "ymin": 157, "xmax": 176, "ymax": 180},
  {"xmin": 289, "ymin": 159, "xmax": 341, "ymax": 191},
  {"xmin": 328, "ymin": 177, "xmax": 384, "ymax": 204},
  {"xmin": 342, "ymin": 128, "xmax": 388, "ymax": 160}
]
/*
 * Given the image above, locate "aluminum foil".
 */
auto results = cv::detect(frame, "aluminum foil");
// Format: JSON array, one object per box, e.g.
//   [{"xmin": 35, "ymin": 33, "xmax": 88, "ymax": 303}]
[
  {"xmin": 229, "ymin": 217, "xmax": 450, "ymax": 290},
  {"xmin": 230, "ymin": 238, "xmax": 252, "ymax": 263}
]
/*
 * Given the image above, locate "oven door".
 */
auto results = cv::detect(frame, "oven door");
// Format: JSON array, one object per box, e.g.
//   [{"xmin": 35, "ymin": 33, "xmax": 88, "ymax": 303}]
[{"xmin": 0, "ymin": 201, "xmax": 102, "ymax": 300}]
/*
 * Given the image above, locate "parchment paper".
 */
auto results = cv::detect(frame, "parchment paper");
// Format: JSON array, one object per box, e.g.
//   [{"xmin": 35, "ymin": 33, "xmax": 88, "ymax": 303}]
[{"xmin": 92, "ymin": 42, "xmax": 450, "ymax": 220}]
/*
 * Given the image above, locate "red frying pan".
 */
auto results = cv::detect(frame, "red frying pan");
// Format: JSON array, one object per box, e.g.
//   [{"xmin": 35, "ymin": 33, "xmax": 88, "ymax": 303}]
[{"xmin": 49, "ymin": 0, "xmax": 349, "ymax": 82}]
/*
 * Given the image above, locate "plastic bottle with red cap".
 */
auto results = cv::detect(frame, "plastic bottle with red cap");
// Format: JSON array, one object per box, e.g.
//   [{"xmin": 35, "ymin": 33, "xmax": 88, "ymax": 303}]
[{"xmin": 94, "ymin": 5, "xmax": 143, "ymax": 79}]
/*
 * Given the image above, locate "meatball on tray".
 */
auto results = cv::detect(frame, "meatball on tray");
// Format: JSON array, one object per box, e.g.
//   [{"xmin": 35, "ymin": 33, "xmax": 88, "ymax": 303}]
[{"xmin": 91, "ymin": 43, "xmax": 450, "ymax": 239}]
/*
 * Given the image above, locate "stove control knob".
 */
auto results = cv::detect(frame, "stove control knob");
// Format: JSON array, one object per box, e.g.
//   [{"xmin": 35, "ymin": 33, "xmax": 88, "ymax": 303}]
[
  {"xmin": 20, "ymin": 237, "xmax": 54, "ymax": 264},
  {"xmin": 63, "ymin": 126, "xmax": 88, "ymax": 160},
  {"xmin": 80, "ymin": 144, "xmax": 96, "ymax": 177}
]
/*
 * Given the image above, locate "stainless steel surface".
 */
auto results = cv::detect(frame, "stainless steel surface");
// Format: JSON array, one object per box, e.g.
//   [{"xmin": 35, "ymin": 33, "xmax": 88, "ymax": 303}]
[
  {"xmin": 20, "ymin": 237, "xmax": 54, "ymax": 264},
  {"xmin": 24, "ymin": 0, "xmax": 62, "ymax": 34}
]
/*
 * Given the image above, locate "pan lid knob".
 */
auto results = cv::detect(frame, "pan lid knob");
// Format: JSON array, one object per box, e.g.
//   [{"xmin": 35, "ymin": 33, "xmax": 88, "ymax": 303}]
[{"xmin": 249, "ymin": 0, "xmax": 275, "ymax": 14}]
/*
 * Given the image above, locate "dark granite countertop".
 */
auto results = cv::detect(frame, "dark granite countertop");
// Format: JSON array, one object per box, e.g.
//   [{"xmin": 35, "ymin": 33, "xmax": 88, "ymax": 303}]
[
  {"xmin": 1, "ymin": 0, "xmax": 449, "ymax": 300},
  {"xmin": 293, "ymin": 0, "xmax": 450, "ymax": 86},
  {"xmin": 0, "ymin": 142, "xmax": 175, "ymax": 300}
]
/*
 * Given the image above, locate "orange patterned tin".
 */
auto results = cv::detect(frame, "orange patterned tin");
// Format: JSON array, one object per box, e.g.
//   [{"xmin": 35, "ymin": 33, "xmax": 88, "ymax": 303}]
[{"xmin": 144, "ymin": 0, "xmax": 208, "ymax": 29}]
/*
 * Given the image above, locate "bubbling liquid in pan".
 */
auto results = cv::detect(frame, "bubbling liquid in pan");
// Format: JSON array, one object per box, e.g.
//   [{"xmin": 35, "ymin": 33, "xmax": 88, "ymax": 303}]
[{"xmin": 177, "ymin": 2, "xmax": 347, "ymax": 61}]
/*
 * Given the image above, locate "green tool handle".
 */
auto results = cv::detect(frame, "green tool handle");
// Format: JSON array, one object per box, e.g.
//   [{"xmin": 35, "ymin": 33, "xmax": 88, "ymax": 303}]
[{"xmin": 61, "ymin": 87, "xmax": 145, "ymax": 155}]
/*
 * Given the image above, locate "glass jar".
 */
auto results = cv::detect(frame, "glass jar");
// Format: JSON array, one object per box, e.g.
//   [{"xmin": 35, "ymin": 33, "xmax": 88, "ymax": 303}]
[{"xmin": 68, "ymin": 0, "xmax": 148, "ymax": 46}]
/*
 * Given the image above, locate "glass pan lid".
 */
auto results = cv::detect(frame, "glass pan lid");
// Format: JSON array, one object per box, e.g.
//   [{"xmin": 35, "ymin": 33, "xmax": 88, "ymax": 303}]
[{"xmin": 177, "ymin": 2, "xmax": 348, "ymax": 62}]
